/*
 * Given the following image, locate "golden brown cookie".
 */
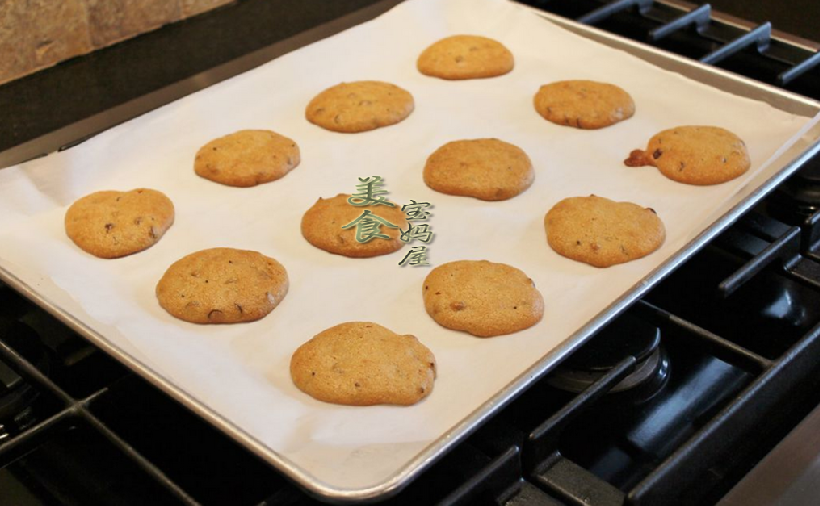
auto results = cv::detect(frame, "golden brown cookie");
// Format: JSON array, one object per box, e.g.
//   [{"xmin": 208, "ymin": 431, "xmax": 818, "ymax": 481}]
[
  {"xmin": 417, "ymin": 35, "xmax": 514, "ymax": 80},
  {"xmin": 194, "ymin": 130, "xmax": 300, "ymax": 188},
  {"xmin": 624, "ymin": 125, "xmax": 750, "ymax": 185},
  {"xmin": 534, "ymin": 80, "xmax": 635, "ymax": 130},
  {"xmin": 305, "ymin": 81, "xmax": 414, "ymax": 133},
  {"xmin": 423, "ymin": 139, "xmax": 534, "ymax": 201},
  {"xmin": 423, "ymin": 260, "xmax": 544, "ymax": 337},
  {"xmin": 156, "ymin": 247, "xmax": 288, "ymax": 323},
  {"xmin": 545, "ymin": 195, "xmax": 665, "ymax": 268},
  {"xmin": 290, "ymin": 322, "xmax": 436, "ymax": 406},
  {"xmin": 300, "ymin": 194, "xmax": 408, "ymax": 258},
  {"xmin": 64, "ymin": 188, "xmax": 174, "ymax": 259}
]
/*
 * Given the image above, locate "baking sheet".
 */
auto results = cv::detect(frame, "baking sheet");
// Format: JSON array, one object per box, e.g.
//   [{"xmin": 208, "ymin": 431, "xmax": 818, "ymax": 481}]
[{"xmin": 0, "ymin": 0, "xmax": 819, "ymax": 499}]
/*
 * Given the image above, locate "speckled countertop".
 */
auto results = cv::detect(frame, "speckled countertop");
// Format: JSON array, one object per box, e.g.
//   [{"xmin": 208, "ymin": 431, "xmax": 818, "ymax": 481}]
[{"xmin": 0, "ymin": 0, "xmax": 381, "ymax": 154}]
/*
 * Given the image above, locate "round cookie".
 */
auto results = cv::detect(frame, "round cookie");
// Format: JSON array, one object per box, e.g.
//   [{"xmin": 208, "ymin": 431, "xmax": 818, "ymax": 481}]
[
  {"xmin": 545, "ymin": 195, "xmax": 665, "ymax": 268},
  {"xmin": 305, "ymin": 81, "xmax": 414, "ymax": 133},
  {"xmin": 290, "ymin": 322, "xmax": 436, "ymax": 406},
  {"xmin": 417, "ymin": 35, "xmax": 514, "ymax": 80},
  {"xmin": 624, "ymin": 125, "xmax": 750, "ymax": 185},
  {"xmin": 65, "ymin": 188, "xmax": 174, "ymax": 259},
  {"xmin": 423, "ymin": 260, "xmax": 544, "ymax": 337},
  {"xmin": 534, "ymin": 80, "xmax": 635, "ymax": 130},
  {"xmin": 300, "ymin": 194, "xmax": 408, "ymax": 258},
  {"xmin": 156, "ymin": 247, "xmax": 288, "ymax": 324},
  {"xmin": 194, "ymin": 130, "xmax": 300, "ymax": 188},
  {"xmin": 423, "ymin": 139, "xmax": 534, "ymax": 201}
]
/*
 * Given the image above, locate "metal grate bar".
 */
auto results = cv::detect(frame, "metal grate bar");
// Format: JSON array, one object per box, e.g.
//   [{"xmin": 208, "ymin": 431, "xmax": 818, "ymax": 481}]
[
  {"xmin": 438, "ymin": 447, "xmax": 523, "ymax": 506},
  {"xmin": 700, "ymin": 22, "xmax": 772, "ymax": 65},
  {"xmin": 629, "ymin": 320, "xmax": 820, "ymax": 505},
  {"xmin": 78, "ymin": 407, "xmax": 202, "ymax": 506},
  {"xmin": 0, "ymin": 408, "xmax": 76, "ymax": 465},
  {"xmin": 535, "ymin": 0, "xmax": 819, "ymax": 94},
  {"xmin": 0, "ymin": 327, "xmax": 198, "ymax": 505},
  {"xmin": 501, "ymin": 481, "xmax": 565, "ymax": 506},
  {"xmin": 802, "ymin": 210, "xmax": 820, "ymax": 254},
  {"xmin": 578, "ymin": 0, "xmax": 653, "ymax": 25},
  {"xmin": 524, "ymin": 357, "xmax": 636, "ymax": 472},
  {"xmin": 787, "ymin": 257, "xmax": 820, "ymax": 291},
  {"xmin": 780, "ymin": 50, "xmax": 820, "ymax": 84},
  {"xmin": 648, "ymin": 3, "xmax": 711, "ymax": 41},
  {"xmin": 634, "ymin": 301, "xmax": 772, "ymax": 373},
  {"xmin": 532, "ymin": 453, "xmax": 626, "ymax": 506},
  {"xmin": 0, "ymin": 338, "xmax": 74, "ymax": 405},
  {"xmin": 717, "ymin": 226, "xmax": 801, "ymax": 297}
]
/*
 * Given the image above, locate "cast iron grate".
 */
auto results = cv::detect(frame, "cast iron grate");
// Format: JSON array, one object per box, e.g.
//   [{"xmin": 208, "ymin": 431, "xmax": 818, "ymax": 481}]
[
  {"xmin": 516, "ymin": 0, "xmax": 820, "ymax": 94},
  {"xmin": 3, "ymin": 1, "xmax": 820, "ymax": 505}
]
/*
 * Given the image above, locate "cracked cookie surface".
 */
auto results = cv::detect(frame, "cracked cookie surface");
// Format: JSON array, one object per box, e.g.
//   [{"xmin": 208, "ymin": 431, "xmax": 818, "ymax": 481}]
[
  {"xmin": 423, "ymin": 138, "xmax": 534, "ymax": 201},
  {"xmin": 545, "ymin": 195, "xmax": 665, "ymax": 268},
  {"xmin": 422, "ymin": 260, "xmax": 544, "ymax": 337},
  {"xmin": 156, "ymin": 247, "xmax": 288, "ymax": 323},
  {"xmin": 65, "ymin": 188, "xmax": 174, "ymax": 259},
  {"xmin": 417, "ymin": 35, "xmax": 514, "ymax": 80},
  {"xmin": 300, "ymin": 194, "xmax": 407, "ymax": 258},
  {"xmin": 534, "ymin": 80, "xmax": 635, "ymax": 130},
  {"xmin": 624, "ymin": 125, "xmax": 750, "ymax": 185},
  {"xmin": 305, "ymin": 81, "xmax": 414, "ymax": 133},
  {"xmin": 290, "ymin": 322, "xmax": 436, "ymax": 406},
  {"xmin": 194, "ymin": 130, "xmax": 300, "ymax": 187}
]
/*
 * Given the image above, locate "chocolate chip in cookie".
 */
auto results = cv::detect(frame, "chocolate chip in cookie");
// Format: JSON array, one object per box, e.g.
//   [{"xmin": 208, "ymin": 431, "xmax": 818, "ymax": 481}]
[
  {"xmin": 422, "ymin": 260, "xmax": 544, "ymax": 337},
  {"xmin": 306, "ymin": 81, "xmax": 414, "ymax": 133},
  {"xmin": 65, "ymin": 188, "xmax": 174, "ymax": 259},
  {"xmin": 156, "ymin": 247, "xmax": 288, "ymax": 324},
  {"xmin": 545, "ymin": 195, "xmax": 665, "ymax": 268},
  {"xmin": 290, "ymin": 322, "xmax": 436, "ymax": 406},
  {"xmin": 423, "ymin": 138, "xmax": 534, "ymax": 201},
  {"xmin": 417, "ymin": 35, "xmax": 514, "ymax": 80},
  {"xmin": 194, "ymin": 130, "xmax": 300, "ymax": 188},
  {"xmin": 534, "ymin": 80, "xmax": 635, "ymax": 130},
  {"xmin": 624, "ymin": 125, "xmax": 750, "ymax": 185}
]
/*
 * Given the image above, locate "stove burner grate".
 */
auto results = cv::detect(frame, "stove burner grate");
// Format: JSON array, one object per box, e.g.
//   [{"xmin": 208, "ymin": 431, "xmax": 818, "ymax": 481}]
[
  {"xmin": 548, "ymin": 314, "xmax": 670, "ymax": 403},
  {"xmin": 3, "ymin": 0, "xmax": 820, "ymax": 505}
]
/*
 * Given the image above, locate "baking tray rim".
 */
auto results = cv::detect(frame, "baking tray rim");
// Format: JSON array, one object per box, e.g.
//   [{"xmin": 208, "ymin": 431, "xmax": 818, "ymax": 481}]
[{"xmin": 2, "ymin": 3, "xmax": 820, "ymax": 503}]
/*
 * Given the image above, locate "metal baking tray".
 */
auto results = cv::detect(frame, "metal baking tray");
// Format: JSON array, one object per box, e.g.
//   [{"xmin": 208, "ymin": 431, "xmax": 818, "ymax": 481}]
[{"xmin": 1, "ymin": 0, "xmax": 820, "ymax": 502}]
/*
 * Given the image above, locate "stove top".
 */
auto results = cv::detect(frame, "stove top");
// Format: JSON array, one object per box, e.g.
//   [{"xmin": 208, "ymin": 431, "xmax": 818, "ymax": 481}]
[{"xmin": 2, "ymin": 0, "xmax": 820, "ymax": 505}]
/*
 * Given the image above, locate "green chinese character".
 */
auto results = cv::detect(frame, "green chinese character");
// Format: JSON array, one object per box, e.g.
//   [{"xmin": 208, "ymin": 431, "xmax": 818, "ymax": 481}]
[
  {"xmin": 399, "ymin": 246, "xmax": 430, "ymax": 267},
  {"xmin": 401, "ymin": 200, "xmax": 432, "ymax": 221},
  {"xmin": 342, "ymin": 210, "xmax": 399, "ymax": 243},
  {"xmin": 348, "ymin": 176, "xmax": 395, "ymax": 207},
  {"xmin": 400, "ymin": 223, "xmax": 434, "ymax": 244}
]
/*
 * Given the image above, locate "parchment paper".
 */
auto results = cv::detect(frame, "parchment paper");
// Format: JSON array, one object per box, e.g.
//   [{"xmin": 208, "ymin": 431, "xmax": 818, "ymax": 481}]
[{"xmin": 0, "ymin": 0, "xmax": 816, "ymax": 493}]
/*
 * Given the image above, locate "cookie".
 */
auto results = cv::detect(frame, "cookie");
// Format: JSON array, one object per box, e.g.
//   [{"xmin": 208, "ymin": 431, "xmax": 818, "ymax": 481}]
[
  {"xmin": 65, "ymin": 188, "xmax": 174, "ymax": 259},
  {"xmin": 624, "ymin": 125, "xmax": 750, "ymax": 185},
  {"xmin": 545, "ymin": 195, "xmax": 665, "ymax": 268},
  {"xmin": 194, "ymin": 130, "xmax": 300, "ymax": 188},
  {"xmin": 423, "ymin": 260, "xmax": 544, "ymax": 337},
  {"xmin": 423, "ymin": 139, "xmax": 534, "ymax": 201},
  {"xmin": 290, "ymin": 322, "xmax": 436, "ymax": 406},
  {"xmin": 534, "ymin": 80, "xmax": 635, "ymax": 130},
  {"xmin": 417, "ymin": 35, "xmax": 514, "ymax": 80},
  {"xmin": 156, "ymin": 247, "xmax": 288, "ymax": 323},
  {"xmin": 301, "ymin": 194, "xmax": 408, "ymax": 258},
  {"xmin": 305, "ymin": 81, "xmax": 414, "ymax": 133}
]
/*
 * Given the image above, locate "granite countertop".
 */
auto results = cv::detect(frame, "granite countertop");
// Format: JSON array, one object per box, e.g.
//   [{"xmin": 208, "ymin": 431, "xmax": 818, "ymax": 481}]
[{"xmin": 0, "ymin": 0, "xmax": 382, "ymax": 155}]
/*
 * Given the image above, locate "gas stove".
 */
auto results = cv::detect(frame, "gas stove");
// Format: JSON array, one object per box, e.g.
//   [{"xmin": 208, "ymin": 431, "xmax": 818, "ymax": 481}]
[{"xmin": 2, "ymin": 1, "xmax": 820, "ymax": 505}]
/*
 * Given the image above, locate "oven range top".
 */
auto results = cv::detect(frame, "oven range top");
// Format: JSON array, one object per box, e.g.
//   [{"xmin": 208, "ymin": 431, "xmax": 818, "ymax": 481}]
[{"xmin": 2, "ymin": 0, "xmax": 820, "ymax": 505}]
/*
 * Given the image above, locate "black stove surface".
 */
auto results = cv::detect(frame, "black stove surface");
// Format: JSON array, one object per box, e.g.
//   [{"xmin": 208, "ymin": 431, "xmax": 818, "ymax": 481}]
[{"xmin": 3, "ymin": 1, "xmax": 820, "ymax": 505}]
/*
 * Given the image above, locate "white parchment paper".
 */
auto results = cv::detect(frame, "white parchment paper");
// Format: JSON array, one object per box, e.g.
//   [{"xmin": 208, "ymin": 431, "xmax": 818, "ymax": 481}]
[{"xmin": 0, "ymin": 0, "xmax": 817, "ymax": 494}]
